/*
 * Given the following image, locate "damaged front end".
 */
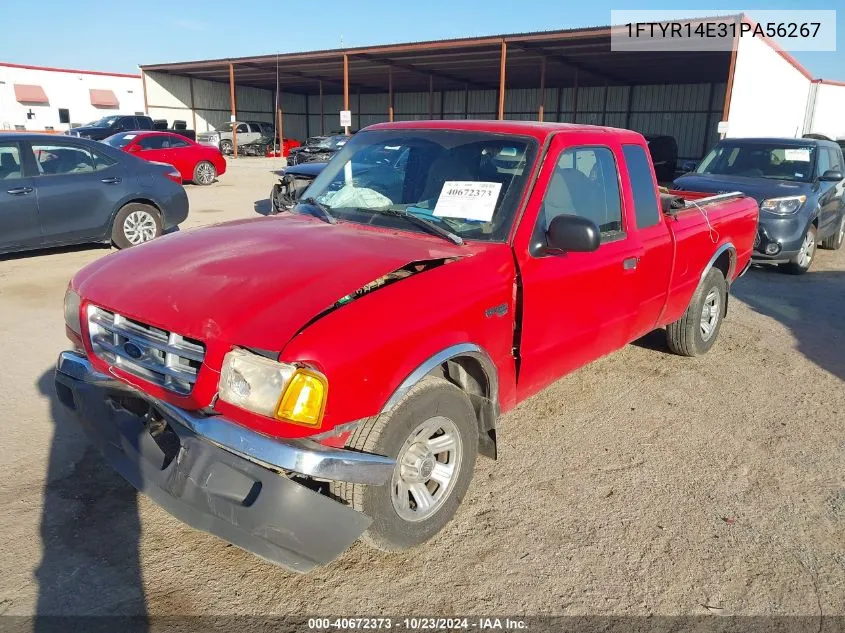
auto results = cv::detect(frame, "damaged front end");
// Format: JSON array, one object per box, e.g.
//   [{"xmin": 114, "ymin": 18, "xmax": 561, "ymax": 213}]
[{"xmin": 54, "ymin": 350, "xmax": 395, "ymax": 573}]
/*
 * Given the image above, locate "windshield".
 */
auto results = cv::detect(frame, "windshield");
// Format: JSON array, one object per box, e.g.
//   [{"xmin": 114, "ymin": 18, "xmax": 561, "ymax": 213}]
[
  {"xmin": 217, "ymin": 122, "xmax": 234, "ymax": 132},
  {"xmin": 90, "ymin": 116, "xmax": 121, "ymax": 128},
  {"xmin": 315, "ymin": 135, "xmax": 350, "ymax": 150},
  {"xmin": 102, "ymin": 132, "xmax": 138, "ymax": 149},
  {"xmin": 299, "ymin": 129, "xmax": 538, "ymax": 242},
  {"xmin": 696, "ymin": 142, "xmax": 816, "ymax": 182}
]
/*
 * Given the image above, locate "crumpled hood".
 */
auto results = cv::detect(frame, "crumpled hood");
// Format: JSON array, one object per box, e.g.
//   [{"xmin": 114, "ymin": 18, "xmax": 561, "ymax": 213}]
[
  {"xmin": 74, "ymin": 214, "xmax": 468, "ymax": 356},
  {"xmin": 673, "ymin": 173, "xmax": 810, "ymax": 203}
]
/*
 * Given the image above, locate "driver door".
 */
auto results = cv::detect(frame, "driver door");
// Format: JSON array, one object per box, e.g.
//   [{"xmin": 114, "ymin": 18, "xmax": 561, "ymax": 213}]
[{"xmin": 513, "ymin": 134, "xmax": 642, "ymax": 400}]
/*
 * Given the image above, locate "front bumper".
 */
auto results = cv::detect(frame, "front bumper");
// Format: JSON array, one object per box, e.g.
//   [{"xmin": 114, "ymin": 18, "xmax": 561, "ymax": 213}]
[
  {"xmin": 54, "ymin": 350, "xmax": 394, "ymax": 572},
  {"xmin": 751, "ymin": 214, "xmax": 809, "ymax": 264}
]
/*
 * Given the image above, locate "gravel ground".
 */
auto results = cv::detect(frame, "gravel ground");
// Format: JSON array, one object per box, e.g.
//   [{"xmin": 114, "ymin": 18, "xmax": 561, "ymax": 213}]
[{"xmin": 0, "ymin": 160, "xmax": 843, "ymax": 620}]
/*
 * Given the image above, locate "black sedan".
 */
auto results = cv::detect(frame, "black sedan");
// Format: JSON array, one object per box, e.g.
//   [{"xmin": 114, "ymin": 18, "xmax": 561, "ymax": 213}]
[
  {"xmin": 287, "ymin": 134, "xmax": 351, "ymax": 165},
  {"xmin": 0, "ymin": 134, "xmax": 188, "ymax": 255}
]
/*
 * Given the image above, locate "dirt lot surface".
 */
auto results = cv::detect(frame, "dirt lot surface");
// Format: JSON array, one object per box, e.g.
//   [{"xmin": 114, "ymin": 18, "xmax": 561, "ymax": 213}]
[{"xmin": 0, "ymin": 159, "xmax": 843, "ymax": 620}]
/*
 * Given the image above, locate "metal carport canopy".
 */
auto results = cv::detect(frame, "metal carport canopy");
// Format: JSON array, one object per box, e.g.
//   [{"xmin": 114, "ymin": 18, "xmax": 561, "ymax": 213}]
[{"xmin": 140, "ymin": 25, "xmax": 734, "ymax": 94}]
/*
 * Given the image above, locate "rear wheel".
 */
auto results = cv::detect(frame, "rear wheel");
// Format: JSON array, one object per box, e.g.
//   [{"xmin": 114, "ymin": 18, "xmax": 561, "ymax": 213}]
[
  {"xmin": 820, "ymin": 215, "xmax": 845, "ymax": 250},
  {"xmin": 193, "ymin": 161, "xmax": 217, "ymax": 185},
  {"xmin": 331, "ymin": 377, "xmax": 478, "ymax": 552},
  {"xmin": 666, "ymin": 267, "xmax": 727, "ymax": 357},
  {"xmin": 111, "ymin": 203, "xmax": 161, "ymax": 249},
  {"xmin": 780, "ymin": 225, "xmax": 817, "ymax": 275}
]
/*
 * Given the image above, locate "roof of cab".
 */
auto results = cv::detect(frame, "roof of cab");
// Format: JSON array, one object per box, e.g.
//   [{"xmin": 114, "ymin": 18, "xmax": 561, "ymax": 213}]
[{"xmin": 365, "ymin": 119, "xmax": 645, "ymax": 143}]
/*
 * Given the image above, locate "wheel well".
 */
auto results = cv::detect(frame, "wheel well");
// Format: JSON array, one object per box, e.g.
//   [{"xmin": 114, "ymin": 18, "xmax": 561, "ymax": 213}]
[
  {"xmin": 426, "ymin": 355, "xmax": 498, "ymax": 460},
  {"xmin": 713, "ymin": 249, "xmax": 733, "ymax": 282}
]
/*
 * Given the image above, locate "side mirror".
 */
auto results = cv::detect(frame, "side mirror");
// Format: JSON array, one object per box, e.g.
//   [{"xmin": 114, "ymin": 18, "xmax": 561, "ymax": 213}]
[
  {"xmin": 127, "ymin": 144, "xmax": 141, "ymax": 153},
  {"xmin": 820, "ymin": 169, "xmax": 843, "ymax": 182},
  {"xmin": 532, "ymin": 214, "xmax": 600, "ymax": 256}
]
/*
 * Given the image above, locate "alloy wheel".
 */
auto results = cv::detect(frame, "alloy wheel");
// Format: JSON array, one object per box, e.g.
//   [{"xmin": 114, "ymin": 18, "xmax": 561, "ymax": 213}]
[
  {"xmin": 391, "ymin": 416, "xmax": 463, "ymax": 522},
  {"xmin": 699, "ymin": 287, "xmax": 721, "ymax": 342},
  {"xmin": 123, "ymin": 211, "xmax": 157, "ymax": 245}
]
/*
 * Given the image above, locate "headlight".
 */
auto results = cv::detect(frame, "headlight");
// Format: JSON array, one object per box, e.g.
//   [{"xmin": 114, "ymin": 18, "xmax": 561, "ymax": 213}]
[
  {"xmin": 760, "ymin": 195, "xmax": 806, "ymax": 216},
  {"xmin": 218, "ymin": 348, "xmax": 328, "ymax": 428},
  {"xmin": 64, "ymin": 288, "xmax": 82, "ymax": 335}
]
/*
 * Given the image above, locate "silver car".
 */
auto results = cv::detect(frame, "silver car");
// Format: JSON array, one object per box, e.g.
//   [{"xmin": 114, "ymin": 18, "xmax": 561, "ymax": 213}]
[{"xmin": 197, "ymin": 121, "xmax": 275, "ymax": 154}]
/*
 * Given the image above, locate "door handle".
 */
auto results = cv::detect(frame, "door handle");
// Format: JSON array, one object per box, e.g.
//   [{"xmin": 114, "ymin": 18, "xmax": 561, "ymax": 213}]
[
  {"xmin": 6, "ymin": 186, "xmax": 33, "ymax": 195},
  {"xmin": 101, "ymin": 177, "xmax": 122, "ymax": 184},
  {"xmin": 622, "ymin": 257, "xmax": 639, "ymax": 270}
]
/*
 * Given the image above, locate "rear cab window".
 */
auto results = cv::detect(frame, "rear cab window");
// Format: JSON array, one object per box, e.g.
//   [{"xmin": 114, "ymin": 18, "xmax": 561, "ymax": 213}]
[{"xmin": 622, "ymin": 144, "xmax": 661, "ymax": 229}]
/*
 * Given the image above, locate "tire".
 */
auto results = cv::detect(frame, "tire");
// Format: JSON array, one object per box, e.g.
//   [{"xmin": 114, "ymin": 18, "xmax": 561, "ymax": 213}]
[
  {"xmin": 193, "ymin": 161, "xmax": 217, "ymax": 186},
  {"xmin": 666, "ymin": 267, "xmax": 727, "ymax": 357},
  {"xmin": 780, "ymin": 225, "xmax": 817, "ymax": 275},
  {"xmin": 219, "ymin": 139, "xmax": 233, "ymax": 155},
  {"xmin": 820, "ymin": 215, "xmax": 845, "ymax": 250},
  {"xmin": 331, "ymin": 377, "xmax": 478, "ymax": 552},
  {"xmin": 111, "ymin": 203, "xmax": 162, "ymax": 249}
]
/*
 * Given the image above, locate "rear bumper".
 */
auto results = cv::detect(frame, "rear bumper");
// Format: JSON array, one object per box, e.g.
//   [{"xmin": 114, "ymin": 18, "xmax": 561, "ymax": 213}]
[{"xmin": 54, "ymin": 350, "xmax": 394, "ymax": 572}]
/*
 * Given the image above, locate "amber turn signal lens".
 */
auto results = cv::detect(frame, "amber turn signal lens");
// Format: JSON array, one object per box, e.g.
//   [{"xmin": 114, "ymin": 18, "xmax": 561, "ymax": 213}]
[{"xmin": 276, "ymin": 369, "xmax": 327, "ymax": 427}]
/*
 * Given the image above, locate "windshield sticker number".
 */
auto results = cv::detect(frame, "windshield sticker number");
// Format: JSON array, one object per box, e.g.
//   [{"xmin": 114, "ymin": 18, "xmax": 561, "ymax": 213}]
[
  {"xmin": 434, "ymin": 181, "xmax": 502, "ymax": 222},
  {"xmin": 784, "ymin": 148, "xmax": 811, "ymax": 162}
]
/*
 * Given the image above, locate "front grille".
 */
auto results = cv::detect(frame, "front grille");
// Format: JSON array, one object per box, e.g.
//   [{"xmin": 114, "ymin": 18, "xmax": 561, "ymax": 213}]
[
  {"xmin": 754, "ymin": 231, "xmax": 761, "ymax": 248},
  {"xmin": 87, "ymin": 306, "xmax": 205, "ymax": 395}
]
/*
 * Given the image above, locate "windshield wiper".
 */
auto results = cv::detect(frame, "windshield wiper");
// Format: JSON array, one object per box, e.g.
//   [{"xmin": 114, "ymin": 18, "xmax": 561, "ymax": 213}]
[
  {"xmin": 371, "ymin": 208, "xmax": 464, "ymax": 246},
  {"xmin": 299, "ymin": 197, "xmax": 337, "ymax": 225}
]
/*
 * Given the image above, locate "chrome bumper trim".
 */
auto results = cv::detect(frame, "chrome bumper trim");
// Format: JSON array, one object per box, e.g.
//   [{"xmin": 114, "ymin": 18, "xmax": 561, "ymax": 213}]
[{"xmin": 56, "ymin": 351, "xmax": 394, "ymax": 485}]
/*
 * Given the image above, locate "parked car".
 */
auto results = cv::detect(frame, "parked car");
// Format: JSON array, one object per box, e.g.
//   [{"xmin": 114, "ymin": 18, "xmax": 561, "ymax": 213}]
[
  {"xmin": 0, "ymin": 133, "xmax": 188, "ymax": 254},
  {"xmin": 197, "ymin": 121, "xmax": 277, "ymax": 154},
  {"xmin": 103, "ymin": 131, "xmax": 226, "ymax": 186},
  {"xmin": 673, "ymin": 137, "xmax": 845, "ymax": 274},
  {"xmin": 55, "ymin": 121, "xmax": 757, "ymax": 573},
  {"xmin": 67, "ymin": 115, "xmax": 155, "ymax": 141},
  {"xmin": 644, "ymin": 134, "xmax": 678, "ymax": 183},
  {"xmin": 269, "ymin": 142, "xmax": 408, "ymax": 212},
  {"xmin": 287, "ymin": 134, "xmax": 351, "ymax": 165}
]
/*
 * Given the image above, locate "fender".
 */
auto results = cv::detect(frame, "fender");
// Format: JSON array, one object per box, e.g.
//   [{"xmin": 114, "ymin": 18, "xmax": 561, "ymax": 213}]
[
  {"xmin": 698, "ymin": 241, "xmax": 736, "ymax": 316},
  {"xmin": 381, "ymin": 342, "xmax": 499, "ymax": 414},
  {"xmin": 380, "ymin": 342, "xmax": 501, "ymax": 460}
]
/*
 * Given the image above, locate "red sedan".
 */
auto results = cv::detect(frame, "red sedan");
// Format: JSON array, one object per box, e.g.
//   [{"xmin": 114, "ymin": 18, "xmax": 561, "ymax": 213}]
[{"xmin": 103, "ymin": 131, "xmax": 226, "ymax": 186}]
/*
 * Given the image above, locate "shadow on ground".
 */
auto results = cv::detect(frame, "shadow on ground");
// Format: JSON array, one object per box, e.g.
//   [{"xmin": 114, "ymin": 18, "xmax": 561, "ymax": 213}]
[
  {"xmin": 732, "ymin": 266, "xmax": 845, "ymax": 382},
  {"xmin": 0, "ymin": 243, "xmax": 110, "ymax": 263},
  {"xmin": 33, "ymin": 369, "xmax": 147, "ymax": 626},
  {"xmin": 254, "ymin": 198, "xmax": 272, "ymax": 216}
]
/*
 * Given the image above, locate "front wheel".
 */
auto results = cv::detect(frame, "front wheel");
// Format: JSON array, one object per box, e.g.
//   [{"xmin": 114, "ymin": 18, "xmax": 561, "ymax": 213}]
[
  {"xmin": 111, "ymin": 203, "xmax": 162, "ymax": 249},
  {"xmin": 219, "ymin": 139, "xmax": 233, "ymax": 155},
  {"xmin": 780, "ymin": 225, "xmax": 817, "ymax": 275},
  {"xmin": 193, "ymin": 161, "xmax": 217, "ymax": 185},
  {"xmin": 331, "ymin": 377, "xmax": 478, "ymax": 552},
  {"xmin": 666, "ymin": 267, "xmax": 727, "ymax": 357}
]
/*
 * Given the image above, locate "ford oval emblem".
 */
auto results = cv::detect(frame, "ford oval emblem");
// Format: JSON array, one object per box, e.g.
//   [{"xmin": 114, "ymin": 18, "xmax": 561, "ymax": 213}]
[{"xmin": 123, "ymin": 342, "xmax": 143, "ymax": 359}]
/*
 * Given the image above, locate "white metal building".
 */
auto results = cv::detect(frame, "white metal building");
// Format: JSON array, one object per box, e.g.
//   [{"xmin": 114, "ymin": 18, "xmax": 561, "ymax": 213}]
[{"xmin": 0, "ymin": 62, "xmax": 144, "ymax": 133}]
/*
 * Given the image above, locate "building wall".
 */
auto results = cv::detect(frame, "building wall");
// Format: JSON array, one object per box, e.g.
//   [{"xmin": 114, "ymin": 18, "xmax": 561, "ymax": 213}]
[
  {"xmin": 0, "ymin": 63, "xmax": 144, "ymax": 132},
  {"xmin": 144, "ymin": 71, "xmax": 309, "ymax": 139},
  {"xmin": 306, "ymin": 82, "xmax": 724, "ymax": 159},
  {"xmin": 726, "ymin": 36, "xmax": 812, "ymax": 138},
  {"xmin": 807, "ymin": 82, "xmax": 845, "ymax": 141}
]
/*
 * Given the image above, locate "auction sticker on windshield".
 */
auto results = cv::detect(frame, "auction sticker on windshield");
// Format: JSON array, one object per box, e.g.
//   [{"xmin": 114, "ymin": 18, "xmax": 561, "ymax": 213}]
[
  {"xmin": 784, "ymin": 148, "xmax": 811, "ymax": 162},
  {"xmin": 434, "ymin": 181, "xmax": 502, "ymax": 222}
]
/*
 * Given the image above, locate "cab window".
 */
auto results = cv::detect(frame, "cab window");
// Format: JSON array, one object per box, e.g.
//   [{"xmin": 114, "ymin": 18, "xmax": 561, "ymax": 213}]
[{"xmin": 541, "ymin": 146, "xmax": 623, "ymax": 242}]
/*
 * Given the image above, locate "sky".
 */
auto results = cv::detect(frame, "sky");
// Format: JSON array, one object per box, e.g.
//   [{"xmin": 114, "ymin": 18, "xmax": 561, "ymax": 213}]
[{"xmin": 1, "ymin": 0, "xmax": 842, "ymax": 80}]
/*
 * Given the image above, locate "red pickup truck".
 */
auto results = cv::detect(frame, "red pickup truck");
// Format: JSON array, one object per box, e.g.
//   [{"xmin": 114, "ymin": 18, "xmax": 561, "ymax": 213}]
[{"xmin": 55, "ymin": 121, "xmax": 758, "ymax": 572}]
